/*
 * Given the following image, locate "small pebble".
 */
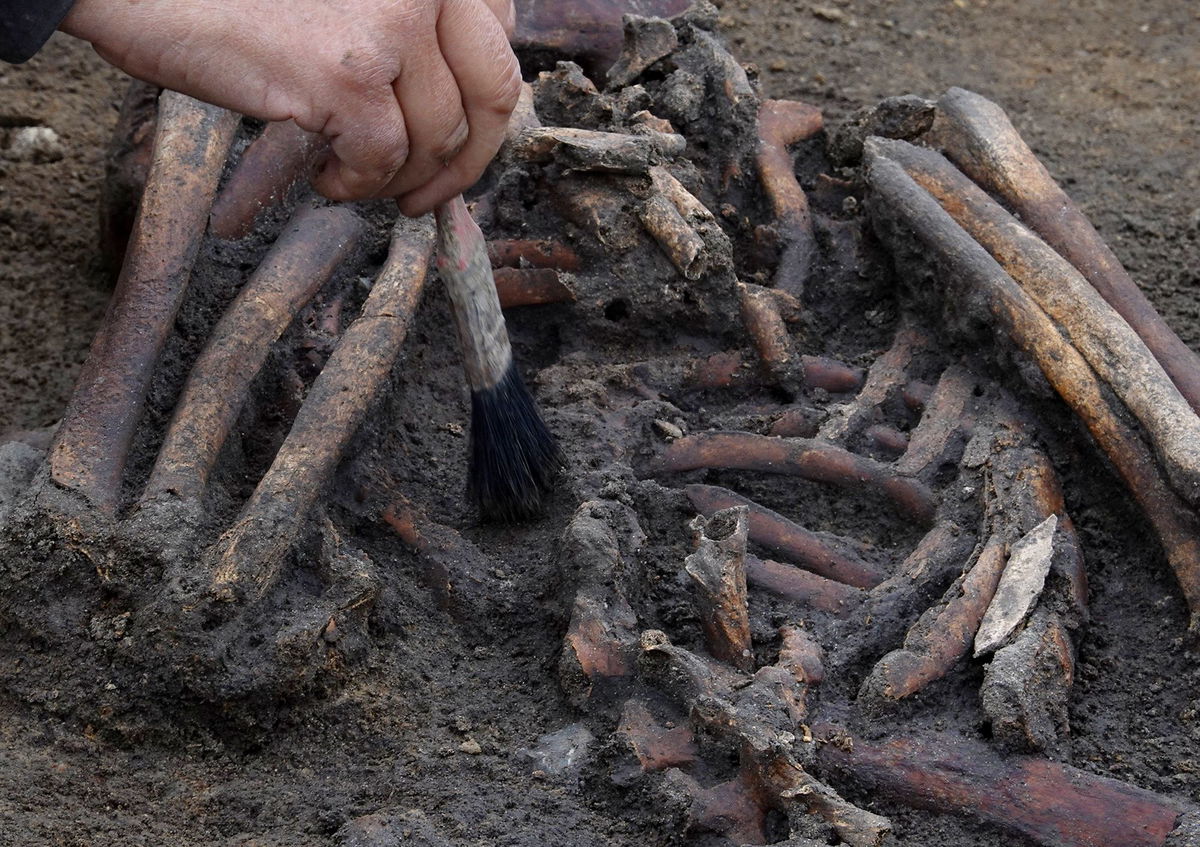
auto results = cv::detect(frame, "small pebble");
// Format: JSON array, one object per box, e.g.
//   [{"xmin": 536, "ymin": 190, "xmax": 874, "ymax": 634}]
[
  {"xmin": 5, "ymin": 126, "xmax": 65, "ymax": 163},
  {"xmin": 811, "ymin": 6, "xmax": 846, "ymax": 23},
  {"xmin": 654, "ymin": 419, "xmax": 684, "ymax": 440},
  {"xmin": 459, "ymin": 739, "xmax": 483, "ymax": 755}
]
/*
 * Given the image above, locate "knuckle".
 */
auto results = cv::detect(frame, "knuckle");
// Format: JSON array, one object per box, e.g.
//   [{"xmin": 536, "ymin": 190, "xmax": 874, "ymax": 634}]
[
  {"xmin": 487, "ymin": 56, "xmax": 523, "ymax": 114},
  {"xmin": 430, "ymin": 117, "xmax": 470, "ymax": 160}
]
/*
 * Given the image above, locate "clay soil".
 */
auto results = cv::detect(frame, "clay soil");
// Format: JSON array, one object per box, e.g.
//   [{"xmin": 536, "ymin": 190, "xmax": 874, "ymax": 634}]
[{"xmin": 1, "ymin": 2, "xmax": 1198, "ymax": 846}]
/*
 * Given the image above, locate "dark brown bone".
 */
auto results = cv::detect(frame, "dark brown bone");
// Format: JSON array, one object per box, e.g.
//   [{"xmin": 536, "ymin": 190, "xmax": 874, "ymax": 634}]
[
  {"xmin": 756, "ymin": 99, "xmax": 824, "ymax": 296},
  {"xmin": 833, "ymin": 522, "xmax": 977, "ymax": 671},
  {"xmin": 142, "ymin": 205, "xmax": 363, "ymax": 504},
  {"xmin": 745, "ymin": 555, "xmax": 865, "ymax": 616},
  {"xmin": 686, "ymin": 508, "xmax": 754, "ymax": 670},
  {"xmin": 208, "ymin": 216, "xmax": 435, "ymax": 601},
  {"xmin": 685, "ymin": 483, "xmax": 886, "ymax": 588},
  {"xmin": 894, "ymin": 364, "xmax": 976, "ymax": 477},
  {"xmin": 819, "ymin": 326, "xmax": 927, "ymax": 444},
  {"xmin": 864, "ymin": 141, "xmax": 1200, "ymax": 636},
  {"xmin": 49, "ymin": 94, "xmax": 239, "ymax": 513},
  {"xmin": 860, "ymin": 535, "xmax": 1005, "ymax": 701},
  {"xmin": 817, "ymin": 728, "xmax": 1194, "ymax": 847},
  {"xmin": 100, "ymin": 80, "xmax": 159, "ymax": 271},
  {"xmin": 382, "ymin": 496, "xmax": 513, "ymax": 620},
  {"xmin": 487, "ymin": 239, "xmax": 581, "ymax": 271},
  {"xmin": 512, "ymin": 0, "xmax": 690, "ymax": 74},
  {"xmin": 648, "ymin": 431, "xmax": 937, "ymax": 526},
  {"xmin": 493, "ymin": 268, "xmax": 576, "ymax": 308},
  {"xmin": 880, "ymin": 138, "xmax": 1200, "ymax": 504},
  {"xmin": 208, "ymin": 120, "xmax": 324, "ymax": 240},
  {"xmin": 930, "ymin": 87, "xmax": 1200, "ymax": 416}
]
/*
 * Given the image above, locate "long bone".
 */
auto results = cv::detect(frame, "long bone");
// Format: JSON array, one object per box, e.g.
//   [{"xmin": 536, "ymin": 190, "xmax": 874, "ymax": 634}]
[
  {"xmin": 648, "ymin": 431, "xmax": 937, "ymax": 526},
  {"xmin": 929, "ymin": 87, "xmax": 1200, "ymax": 415},
  {"xmin": 209, "ymin": 120, "xmax": 325, "ymax": 240},
  {"xmin": 756, "ymin": 99, "xmax": 824, "ymax": 296},
  {"xmin": 140, "ymin": 205, "xmax": 363, "ymax": 506},
  {"xmin": 208, "ymin": 215, "xmax": 435, "ymax": 602},
  {"xmin": 818, "ymin": 728, "xmax": 1199, "ymax": 847},
  {"xmin": 879, "ymin": 137, "xmax": 1200, "ymax": 505},
  {"xmin": 864, "ymin": 140, "xmax": 1200, "ymax": 636},
  {"xmin": 49, "ymin": 93, "xmax": 239, "ymax": 514},
  {"xmin": 685, "ymin": 483, "xmax": 886, "ymax": 588}
]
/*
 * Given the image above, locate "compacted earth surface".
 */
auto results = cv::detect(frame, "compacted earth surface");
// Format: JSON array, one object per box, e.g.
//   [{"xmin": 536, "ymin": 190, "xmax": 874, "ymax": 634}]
[{"xmin": 0, "ymin": 2, "xmax": 1198, "ymax": 846}]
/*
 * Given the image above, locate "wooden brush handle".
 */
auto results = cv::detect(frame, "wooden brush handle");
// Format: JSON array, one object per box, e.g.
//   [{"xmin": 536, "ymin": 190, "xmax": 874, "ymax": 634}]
[{"xmin": 433, "ymin": 195, "xmax": 513, "ymax": 391}]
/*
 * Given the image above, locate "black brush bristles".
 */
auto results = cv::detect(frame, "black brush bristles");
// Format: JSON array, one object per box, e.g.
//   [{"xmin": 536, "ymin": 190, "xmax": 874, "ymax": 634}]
[{"xmin": 469, "ymin": 359, "xmax": 563, "ymax": 521}]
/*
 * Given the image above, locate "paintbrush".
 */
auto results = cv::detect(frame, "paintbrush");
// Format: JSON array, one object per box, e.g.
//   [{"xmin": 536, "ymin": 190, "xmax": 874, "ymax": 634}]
[{"xmin": 432, "ymin": 194, "xmax": 562, "ymax": 521}]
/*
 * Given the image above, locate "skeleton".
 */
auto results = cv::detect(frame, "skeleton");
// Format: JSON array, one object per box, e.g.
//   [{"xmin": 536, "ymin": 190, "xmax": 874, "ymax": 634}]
[{"xmin": 1, "ymin": 3, "xmax": 1199, "ymax": 845}]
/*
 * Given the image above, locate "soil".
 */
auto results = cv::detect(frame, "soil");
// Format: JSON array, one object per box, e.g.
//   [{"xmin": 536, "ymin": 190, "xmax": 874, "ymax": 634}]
[{"xmin": 1, "ymin": 2, "xmax": 1198, "ymax": 847}]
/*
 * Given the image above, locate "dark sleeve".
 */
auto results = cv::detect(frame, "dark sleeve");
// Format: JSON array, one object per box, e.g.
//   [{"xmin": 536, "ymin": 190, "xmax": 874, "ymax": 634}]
[{"xmin": 1, "ymin": 0, "xmax": 79, "ymax": 63}]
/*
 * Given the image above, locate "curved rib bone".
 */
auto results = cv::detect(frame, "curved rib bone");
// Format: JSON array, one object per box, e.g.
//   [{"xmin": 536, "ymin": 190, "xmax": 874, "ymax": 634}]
[
  {"xmin": 141, "ymin": 205, "xmax": 362, "ymax": 505},
  {"xmin": 929, "ymin": 87, "xmax": 1200, "ymax": 416},
  {"xmin": 49, "ymin": 93, "xmax": 239, "ymax": 513},
  {"xmin": 209, "ymin": 120, "xmax": 324, "ymax": 240},
  {"xmin": 648, "ymin": 431, "xmax": 937, "ymax": 526},
  {"xmin": 864, "ymin": 140, "xmax": 1200, "ymax": 637},
  {"xmin": 757, "ymin": 99, "xmax": 824, "ymax": 296},
  {"xmin": 881, "ymin": 137, "xmax": 1200, "ymax": 505},
  {"xmin": 208, "ymin": 215, "xmax": 435, "ymax": 601}
]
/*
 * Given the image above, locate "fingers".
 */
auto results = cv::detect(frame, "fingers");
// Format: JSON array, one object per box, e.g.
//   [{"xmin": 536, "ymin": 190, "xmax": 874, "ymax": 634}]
[
  {"xmin": 481, "ymin": 0, "xmax": 517, "ymax": 37},
  {"xmin": 374, "ymin": 48, "xmax": 468, "ymax": 198},
  {"xmin": 396, "ymin": 0, "xmax": 521, "ymax": 215},
  {"xmin": 308, "ymin": 85, "xmax": 412, "ymax": 202}
]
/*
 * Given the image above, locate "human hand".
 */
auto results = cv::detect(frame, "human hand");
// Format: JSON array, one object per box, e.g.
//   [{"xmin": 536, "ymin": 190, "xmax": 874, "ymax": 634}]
[{"xmin": 62, "ymin": 0, "xmax": 520, "ymax": 214}]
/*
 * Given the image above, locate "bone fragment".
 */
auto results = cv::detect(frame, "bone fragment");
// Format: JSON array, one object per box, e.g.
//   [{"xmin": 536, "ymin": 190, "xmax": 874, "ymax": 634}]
[
  {"xmin": 143, "ymin": 205, "xmax": 362, "ymax": 504},
  {"xmin": 981, "ymin": 608, "xmax": 1075, "ymax": 752},
  {"xmin": 864, "ymin": 139, "xmax": 1200, "ymax": 637},
  {"xmin": 640, "ymin": 194, "xmax": 707, "ymax": 279},
  {"xmin": 746, "ymin": 556, "xmax": 866, "ymax": 616},
  {"xmin": 558, "ymin": 501, "xmax": 645, "ymax": 702},
  {"xmin": 493, "ymin": 268, "xmax": 576, "ymax": 308},
  {"xmin": 818, "ymin": 326, "xmax": 927, "ymax": 444},
  {"xmin": 895, "ymin": 364, "xmax": 977, "ymax": 477},
  {"xmin": 49, "ymin": 93, "xmax": 239, "ymax": 513},
  {"xmin": 685, "ymin": 483, "xmax": 886, "ymax": 588},
  {"xmin": 648, "ymin": 431, "xmax": 937, "ymax": 526},
  {"xmin": 860, "ymin": 535, "xmax": 1006, "ymax": 702},
  {"xmin": 512, "ymin": 126, "xmax": 685, "ymax": 173},
  {"xmin": 881, "ymin": 137, "xmax": 1200, "ymax": 505},
  {"xmin": 738, "ymin": 281, "xmax": 802, "ymax": 388},
  {"xmin": 639, "ymin": 631, "xmax": 892, "ymax": 846},
  {"xmin": 865, "ymin": 424, "xmax": 908, "ymax": 456},
  {"xmin": 209, "ymin": 120, "xmax": 324, "ymax": 240},
  {"xmin": 974, "ymin": 514, "xmax": 1057, "ymax": 655},
  {"xmin": 832, "ymin": 522, "xmax": 977, "ymax": 672},
  {"xmin": 487, "ymin": 238, "xmax": 581, "ymax": 271},
  {"xmin": 817, "ymin": 728, "xmax": 1194, "ymax": 847},
  {"xmin": 685, "ymin": 507, "xmax": 754, "ymax": 670},
  {"xmin": 208, "ymin": 215, "xmax": 435, "ymax": 600},
  {"xmin": 638, "ymin": 166, "xmax": 716, "ymax": 279},
  {"xmin": 756, "ymin": 99, "xmax": 824, "ymax": 296},
  {"xmin": 615, "ymin": 700, "xmax": 699, "ymax": 777},
  {"xmin": 606, "ymin": 14, "xmax": 678, "ymax": 89},
  {"xmin": 777, "ymin": 624, "xmax": 825, "ymax": 685},
  {"xmin": 930, "ymin": 87, "xmax": 1200, "ymax": 417},
  {"xmin": 382, "ymin": 497, "xmax": 515, "ymax": 621}
]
